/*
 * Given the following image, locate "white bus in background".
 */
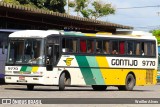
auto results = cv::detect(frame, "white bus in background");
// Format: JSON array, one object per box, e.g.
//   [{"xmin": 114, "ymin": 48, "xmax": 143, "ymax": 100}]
[{"xmin": 4, "ymin": 30, "xmax": 158, "ymax": 91}]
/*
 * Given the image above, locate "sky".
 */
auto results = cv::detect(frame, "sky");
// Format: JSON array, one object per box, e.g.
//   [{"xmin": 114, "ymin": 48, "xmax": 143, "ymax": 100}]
[
  {"xmin": 105, "ymin": 0, "xmax": 160, "ymax": 31},
  {"xmin": 67, "ymin": 0, "xmax": 160, "ymax": 31}
]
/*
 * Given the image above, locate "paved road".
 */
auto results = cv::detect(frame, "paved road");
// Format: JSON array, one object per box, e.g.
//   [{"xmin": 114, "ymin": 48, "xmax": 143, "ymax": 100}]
[{"xmin": 0, "ymin": 84, "xmax": 160, "ymax": 107}]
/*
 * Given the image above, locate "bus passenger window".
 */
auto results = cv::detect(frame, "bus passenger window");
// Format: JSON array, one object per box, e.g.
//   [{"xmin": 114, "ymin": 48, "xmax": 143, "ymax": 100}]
[
  {"xmin": 96, "ymin": 40, "xmax": 102, "ymax": 53},
  {"xmin": 62, "ymin": 38, "xmax": 77, "ymax": 53},
  {"xmin": 127, "ymin": 41, "xmax": 134, "ymax": 55},
  {"xmin": 119, "ymin": 41, "xmax": 125, "ymax": 55},
  {"xmin": 141, "ymin": 42, "xmax": 148, "ymax": 56},
  {"xmin": 87, "ymin": 40, "xmax": 94, "ymax": 53},
  {"xmin": 111, "ymin": 41, "xmax": 118, "ymax": 54},
  {"xmin": 80, "ymin": 39, "xmax": 86, "ymax": 52},
  {"xmin": 103, "ymin": 40, "xmax": 110, "ymax": 54},
  {"xmin": 135, "ymin": 42, "xmax": 140, "ymax": 55},
  {"xmin": 150, "ymin": 42, "xmax": 156, "ymax": 56}
]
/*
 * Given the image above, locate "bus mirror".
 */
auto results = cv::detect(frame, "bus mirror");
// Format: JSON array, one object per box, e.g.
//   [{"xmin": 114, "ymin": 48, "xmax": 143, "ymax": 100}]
[{"xmin": 2, "ymin": 43, "xmax": 5, "ymax": 54}]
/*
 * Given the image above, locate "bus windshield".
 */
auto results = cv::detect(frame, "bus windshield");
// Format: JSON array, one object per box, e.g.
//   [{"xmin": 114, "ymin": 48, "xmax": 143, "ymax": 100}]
[{"xmin": 6, "ymin": 38, "xmax": 45, "ymax": 65}]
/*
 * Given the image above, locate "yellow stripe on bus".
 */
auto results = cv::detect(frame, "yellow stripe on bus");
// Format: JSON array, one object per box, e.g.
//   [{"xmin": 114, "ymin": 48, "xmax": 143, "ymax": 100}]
[
  {"xmin": 32, "ymin": 67, "xmax": 39, "ymax": 73},
  {"xmin": 96, "ymin": 56, "xmax": 109, "ymax": 84},
  {"xmin": 85, "ymin": 33, "xmax": 96, "ymax": 37}
]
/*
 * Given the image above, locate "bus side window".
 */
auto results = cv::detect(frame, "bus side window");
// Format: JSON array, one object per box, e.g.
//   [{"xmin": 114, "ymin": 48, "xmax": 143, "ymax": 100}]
[
  {"xmin": 127, "ymin": 41, "xmax": 134, "ymax": 55},
  {"xmin": 62, "ymin": 38, "xmax": 77, "ymax": 53},
  {"xmin": 111, "ymin": 41, "xmax": 118, "ymax": 54},
  {"xmin": 103, "ymin": 40, "xmax": 110, "ymax": 54},
  {"xmin": 135, "ymin": 42, "xmax": 140, "ymax": 55},
  {"xmin": 80, "ymin": 39, "xmax": 86, "ymax": 53},
  {"xmin": 72, "ymin": 39, "xmax": 77, "ymax": 52},
  {"xmin": 119, "ymin": 41, "xmax": 125, "ymax": 55},
  {"xmin": 151, "ymin": 42, "xmax": 156, "ymax": 56},
  {"xmin": 87, "ymin": 40, "xmax": 94, "ymax": 53},
  {"xmin": 96, "ymin": 40, "xmax": 102, "ymax": 53}
]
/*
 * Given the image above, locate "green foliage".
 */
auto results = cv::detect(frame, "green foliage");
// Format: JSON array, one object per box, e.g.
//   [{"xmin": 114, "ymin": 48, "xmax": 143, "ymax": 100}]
[
  {"xmin": 18, "ymin": 0, "xmax": 30, "ymax": 4},
  {"xmin": 3, "ymin": 0, "xmax": 20, "ymax": 5},
  {"xmin": 68, "ymin": 1, "xmax": 75, "ymax": 8},
  {"xmin": 87, "ymin": 1, "xmax": 115, "ymax": 19},
  {"xmin": 81, "ymin": 9, "xmax": 90, "ymax": 18},
  {"xmin": 30, "ymin": 0, "xmax": 46, "ymax": 8},
  {"xmin": 69, "ymin": 0, "xmax": 115, "ymax": 19},
  {"xmin": 2, "ymin": 0, "xmax": 66, "ymax": 13},
  {"xmin": 45, "ymin": 0, "xmax": 66, "ymax": 13},
  {"xmin": 152, "ymin": 30, "xmax": 160, "ymax": 44}
]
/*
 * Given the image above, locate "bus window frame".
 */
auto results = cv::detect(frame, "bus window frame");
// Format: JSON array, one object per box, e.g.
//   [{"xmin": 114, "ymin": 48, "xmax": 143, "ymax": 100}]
[{"xmin": 59, "ymin": 35, "xmax": 157, "ymax": 58}]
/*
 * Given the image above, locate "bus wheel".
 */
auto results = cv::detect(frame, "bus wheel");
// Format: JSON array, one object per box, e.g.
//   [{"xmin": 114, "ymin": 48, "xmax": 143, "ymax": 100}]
[
  {"xmin": 92, "ymin": 85, "xmax": 107, "ymax": 91},
  {"xmin": 27, "ymin": 84, "xmax": 34, "ymax": 90},
  {"xmin": 59, "ymin": 72, "xmax": 70, "ymax": 91},
  {"xmin": 118, "ymin": 74, "xmax": 135, "ymax": 91}
]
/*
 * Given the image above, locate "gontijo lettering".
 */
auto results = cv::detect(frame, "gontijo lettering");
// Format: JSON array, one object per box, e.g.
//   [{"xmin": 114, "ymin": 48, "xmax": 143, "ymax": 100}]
[{"xmin": 111, "ymin": 59, "xmax": 138, "ymax": 66}]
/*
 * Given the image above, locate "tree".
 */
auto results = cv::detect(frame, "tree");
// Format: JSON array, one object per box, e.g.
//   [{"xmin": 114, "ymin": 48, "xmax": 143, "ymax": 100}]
[
  {"xmin": 16, "ymin": 0, "xmax": 41, "ymax": 8},
  {"xmin": 44, "ymin": 0, "xmax": 66, "ymax": 13},
  {"xmin": 17, "ymin": 0, "xmax": 30, "ymax": 4},
  {"xmin": 68, "ymin": 0, "xmax": 75, "ymax": 14},
  {"xmin": 3, "ymin": 0, "xmax": 20, "ymax": 5},
  {"xmin": 74, "ymin": 0, "xmax": 88, "ymax": 16},
  {"xmin": 152, "ymin": 30, "xmax": 160, "ymax": 44},
  {"xmin": 30, "ymin": 0, "xmax": 46, "ymax": 8},
  {"xmin": 89, "ymin": 1, "xmax": 115, "ymax": 19},
  {"xmin": 5, "ymin": 0, "xmax": 66, "ymax": 13},
  {"xmin": 69, "ymin": 0, "xmax": 115, "ymax": 19}
]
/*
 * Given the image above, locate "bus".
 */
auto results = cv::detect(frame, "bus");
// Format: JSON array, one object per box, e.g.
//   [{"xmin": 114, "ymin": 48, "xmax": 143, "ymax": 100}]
[
  {"xmin": 0, "ymin": 29, "xmax": 17, "ymax": 84},
  {"xmin": 157, "ymin": 46, "xmax": 160, "ymax": 82},
  {"xmin": 5, "ymin": 30, "xmax": 158, "ymax": 91}
]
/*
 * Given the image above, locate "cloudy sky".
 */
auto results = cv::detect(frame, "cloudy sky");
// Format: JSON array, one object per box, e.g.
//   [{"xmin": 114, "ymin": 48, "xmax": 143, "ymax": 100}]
[{"xmin": 102, "ymin": 0, "xmax": 160, "ymax": 31}]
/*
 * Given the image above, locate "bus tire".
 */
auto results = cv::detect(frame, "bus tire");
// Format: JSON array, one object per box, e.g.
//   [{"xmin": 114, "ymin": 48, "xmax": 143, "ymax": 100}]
[
  {"xmin": 92, "ymin": 85, "xmax": 107, "ymax": 91},
  {"xmin": 27, "ymin": 84, "xmax": 34, "ymax": 90},
  {"xmin": 59, "ymin": 72, "xmax": 70, "ymax": 91},
  {"xmin": 118, "ymin": 74, "xmax": 135, "ymax": 91}
]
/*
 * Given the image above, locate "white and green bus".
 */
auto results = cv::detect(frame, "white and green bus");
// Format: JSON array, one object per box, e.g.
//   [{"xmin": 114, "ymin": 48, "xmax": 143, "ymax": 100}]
[{"xmin": 5, "ymin": 30, "xmax": 158, "ymax": 91}]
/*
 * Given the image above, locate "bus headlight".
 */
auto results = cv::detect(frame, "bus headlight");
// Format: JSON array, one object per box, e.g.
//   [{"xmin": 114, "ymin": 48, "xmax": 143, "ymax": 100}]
[
  {"xmin": 5, "ymin": 71, "xmax": 12, "ymax": 74},
  {"xmin": 6, "ymin": 77, "xmax": 11, "ymax": 79}
]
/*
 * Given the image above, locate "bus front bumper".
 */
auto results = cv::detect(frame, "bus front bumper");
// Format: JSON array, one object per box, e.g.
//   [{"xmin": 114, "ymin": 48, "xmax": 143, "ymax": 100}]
[{"xmin": 5, "ymin": 75, "xmax": 43, "ymax": 84}]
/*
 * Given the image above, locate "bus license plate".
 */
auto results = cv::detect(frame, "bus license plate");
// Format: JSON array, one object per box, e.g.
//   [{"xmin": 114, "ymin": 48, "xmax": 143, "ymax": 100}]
[
  {"xmin": 19, "ymin": 76, "xmax": 25, "ymax": 80},
  {"xmin": 18, "ymin": 76, "xmax": 27, "ymax": 82}
]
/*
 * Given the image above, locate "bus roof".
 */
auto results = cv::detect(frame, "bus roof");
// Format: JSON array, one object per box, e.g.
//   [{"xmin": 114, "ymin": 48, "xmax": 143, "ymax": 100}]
[
  {"xmin": 0, "ymin": 29, "xmax": 19, "ymax": 33},
  {"xmin": 9, "ymin": 30, "xmax": 156, "ymax": 40},
  {"xmin": 9, "ymin": 30, "xmax": 60, "ymax": 38}
]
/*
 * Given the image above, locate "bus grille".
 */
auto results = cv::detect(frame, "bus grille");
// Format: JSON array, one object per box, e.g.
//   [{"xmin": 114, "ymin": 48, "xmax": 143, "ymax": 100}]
[{"xmin": 146, "ymin": 70, "xmax": 153, "ymax": 84}]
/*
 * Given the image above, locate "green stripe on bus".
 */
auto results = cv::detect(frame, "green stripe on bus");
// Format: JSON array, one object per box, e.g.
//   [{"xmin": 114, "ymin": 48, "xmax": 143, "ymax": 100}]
[
  {"xmin": 75, "ymin": 56, "xmax": 96, "ymax": 85},
  {"xmin": 86, "ymin": 56, "xmax": 105, "ymax": 85},
  {"xmin": 63, "ymin": 32, "xmax": 84, "ymax": 36},
  {"xmin": 26, "ymin": 66, "xmax": 32, "ymax": 71},
  {"xmin": 20, "ymin": 66, "xmax": 28, "ymax": 72}
]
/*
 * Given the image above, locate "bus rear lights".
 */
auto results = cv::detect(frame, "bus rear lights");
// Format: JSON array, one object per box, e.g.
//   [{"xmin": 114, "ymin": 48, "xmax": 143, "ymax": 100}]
[
  {"xmin": 33, "ymin": 78, "xmax": 39, "ymax": 80},
  {"xmin": 6, "ymin": 77, "xmax": 11, "ymax": 79}
]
